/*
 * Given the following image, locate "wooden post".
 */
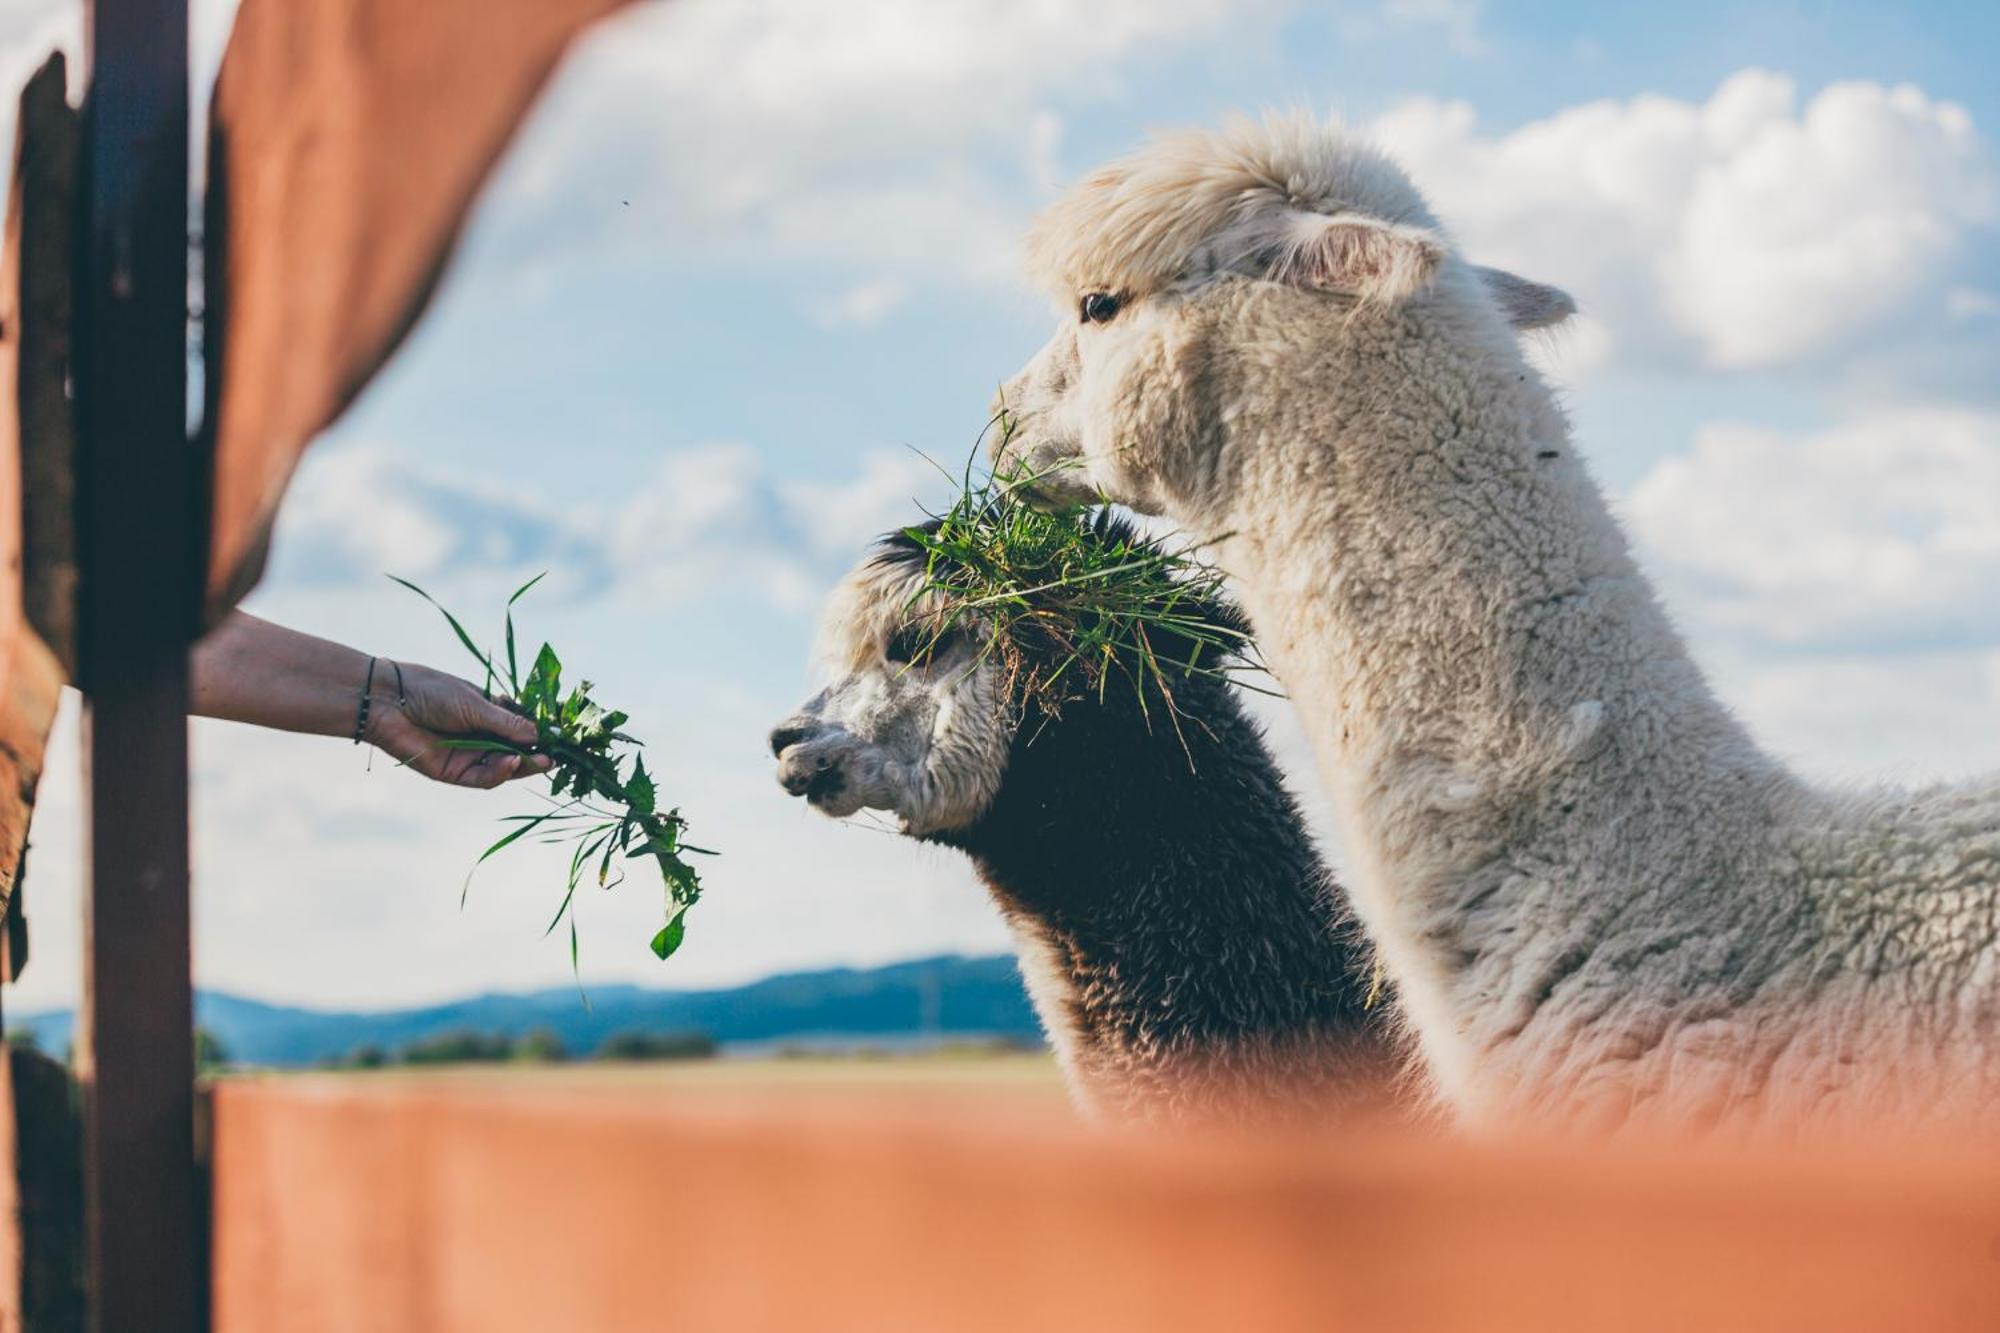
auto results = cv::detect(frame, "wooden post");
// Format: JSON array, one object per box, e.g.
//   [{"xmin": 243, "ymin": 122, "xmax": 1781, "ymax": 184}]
[
  {"xmin": 0, "ymin": 48, "xmax": 85, "ymax": 1333},
  {"xmin": 72, "ymin": 0, "xmax": 198, "ymax": 1329},
  {"xmin": 0, "ymin": 1045, "xmax": 85, "ymax": 1333}
]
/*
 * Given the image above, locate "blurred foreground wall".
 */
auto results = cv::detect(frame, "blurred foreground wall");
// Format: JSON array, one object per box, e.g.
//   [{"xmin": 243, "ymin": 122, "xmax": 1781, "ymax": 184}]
[{"xmin": 210, "ymin": 1075, "xmax": 2000, "ymax": 1333}]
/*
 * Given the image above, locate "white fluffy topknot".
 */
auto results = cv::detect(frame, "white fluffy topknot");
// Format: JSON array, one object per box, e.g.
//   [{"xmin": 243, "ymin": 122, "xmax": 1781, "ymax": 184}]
[{"xmin": 1024, "ymin": 112, "xmax": 1445, "ymax": 305}]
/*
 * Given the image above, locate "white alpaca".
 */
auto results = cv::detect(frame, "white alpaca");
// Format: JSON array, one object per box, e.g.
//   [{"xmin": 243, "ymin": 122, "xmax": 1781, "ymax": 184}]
[{"xmin": 991, "ymin": 113, "xmax": 2000, "ymax": 1136}]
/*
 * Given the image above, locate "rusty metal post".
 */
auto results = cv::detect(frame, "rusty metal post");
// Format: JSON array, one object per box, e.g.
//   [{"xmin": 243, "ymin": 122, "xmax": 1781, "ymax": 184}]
[{"xmin": 72, "ymin": 0, "xmax": 198, "ymax": 1328}]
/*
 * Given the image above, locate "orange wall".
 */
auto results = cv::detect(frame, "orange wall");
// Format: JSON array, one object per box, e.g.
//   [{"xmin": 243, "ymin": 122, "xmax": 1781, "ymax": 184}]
[{"xmin": 211, "ymin": 1073, "xmax": 2000, "ymax": 1333}]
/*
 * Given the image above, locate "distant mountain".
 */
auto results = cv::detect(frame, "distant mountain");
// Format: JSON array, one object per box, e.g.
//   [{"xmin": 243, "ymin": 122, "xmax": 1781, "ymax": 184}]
[{"xmin": 5, "ymin": 954, "xmax": 1042, "ymax": 1067}]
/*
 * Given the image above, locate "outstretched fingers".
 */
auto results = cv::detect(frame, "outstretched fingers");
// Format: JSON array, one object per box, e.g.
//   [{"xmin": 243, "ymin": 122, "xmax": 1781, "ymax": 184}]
[
  {"xmin": 447, "ymin": 746, "xmax": 552, "ymax": 789},
  {"xmin": 398, "ymin": 735, "xmax": 550, "ymax": 789},
  {"xmin": 473, "ymin": 694, "xmax": 541, "ymax": 748},
  {"xmin": 455, "ymin": 750, "xmax": 525, "ymax": 790}
]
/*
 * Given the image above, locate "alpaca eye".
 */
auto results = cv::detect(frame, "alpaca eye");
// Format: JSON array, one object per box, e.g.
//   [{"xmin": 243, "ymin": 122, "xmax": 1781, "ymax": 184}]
[
  {"xmin": 1079, "ymin": 291, "xmax": 1122, "ymax": 324},
  {"xmin": 886, "ymin": 626, "xmax": 937, "ymax": 665},
  {"xmin": 887, "ymin": 626, "xmax": 962, "ymax": 666}
]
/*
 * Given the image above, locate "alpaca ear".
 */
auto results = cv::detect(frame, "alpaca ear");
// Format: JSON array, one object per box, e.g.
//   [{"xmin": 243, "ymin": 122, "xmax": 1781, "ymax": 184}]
[
  {"xmin": 1475, "ymin": 265, "xmax": 1576, "ymax": 330},
  {"xmin": 1274, "ymin": 211, "xmax": 1445, "ymax": 305}
]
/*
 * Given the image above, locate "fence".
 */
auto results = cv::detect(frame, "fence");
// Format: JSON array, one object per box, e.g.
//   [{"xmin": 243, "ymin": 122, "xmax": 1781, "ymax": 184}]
[
  {"xmin": 0, "ymin": 1, "xmax": 634, "ymax": 1326},
  {"xmin": 207, "ymin": 1075, "xmax": 2000, "ymax": 1333}
]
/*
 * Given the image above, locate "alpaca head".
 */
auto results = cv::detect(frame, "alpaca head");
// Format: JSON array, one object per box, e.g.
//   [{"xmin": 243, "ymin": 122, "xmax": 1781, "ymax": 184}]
[
  {"xmin": 990, "ymin": 113, "xmax": 1573, "ymax": 515},
  {"xmin": 769, "ymin": 527, "xmax": 1015, "ymax": 836},
  {"xmin": 771, "ymin": 516, "xmax": 1246, "ymax": 838}
]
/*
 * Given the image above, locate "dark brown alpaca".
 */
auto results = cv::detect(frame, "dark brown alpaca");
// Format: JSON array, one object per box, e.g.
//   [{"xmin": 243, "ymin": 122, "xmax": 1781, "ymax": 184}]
[{"xmin": 772, "ymin": 518, "xmax": 1403, "ymax": 1126}]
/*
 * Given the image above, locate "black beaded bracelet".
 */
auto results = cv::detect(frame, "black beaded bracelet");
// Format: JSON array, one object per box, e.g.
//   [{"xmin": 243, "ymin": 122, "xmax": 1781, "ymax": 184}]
[{"xmin": 353, "ymin": 655, "xmax": 379, "ymax": 744}]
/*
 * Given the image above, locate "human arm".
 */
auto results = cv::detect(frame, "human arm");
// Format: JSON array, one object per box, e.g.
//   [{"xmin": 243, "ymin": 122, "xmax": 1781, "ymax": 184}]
[{"xmin": 190, "ymin": 612, "xmax": 550, "ymax": 789}]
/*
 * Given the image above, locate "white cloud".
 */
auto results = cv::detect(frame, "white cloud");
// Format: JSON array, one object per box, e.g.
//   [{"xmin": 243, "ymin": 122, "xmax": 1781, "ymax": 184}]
[
  {"xmin": 1711, "ymin": 646, "xmax": 2000, "ymax": 785},
  {"xmin": 1025, "ymin": 110, "xmax": 1066, "ymax": 196},
  {"xmin": 1380, "ymin": 0, "xmax": 1486, "ymax": 58},
  {"xmin": 810, "ymin": 278, "xmax": 909, "ymax": 328},
  {"xmin": 487, "ymin": 0, "xmax": 1277, "ymax": 286},
  {"xmin": 1373, "ymin": 71, "xmax": 1999, "ymax": 375},
  {"xmin": 603, "ymin": 442, "xmax": 948, "ymax": 609},
  {"xmin": 601, "ymin": 443, "xmax": 816, "ymax": 607},
  {"xmin": 1948, "ymin": 287, "xmax": 2000, "ymax": 321},
  {"xmin": 275, "ymin": 448, "xmax": 481, "ymax": 580},
  {"xmin": 1628, "ymin": 408, "xmax": 2000, "ymax": 652},
  {"xmin": 787, "ymin": 447, "xmax": 953, "ymax": 554},
  {"xmin": 268, "ymin": 439, "xmax": 950, "ymax": 614},
  {"xmin": 594, "ymin": 441, "xmax": 948, "ymax": 610}
]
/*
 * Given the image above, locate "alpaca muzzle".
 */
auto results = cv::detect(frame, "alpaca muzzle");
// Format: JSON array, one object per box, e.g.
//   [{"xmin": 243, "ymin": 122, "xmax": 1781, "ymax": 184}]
[
  {"xmin": 989, "ymin": 428, "xmax": 1099, "ymax": 509},
  {"xmin": 774, "ymin": 745, "xmax": 836, "ymax": 798},
  {"xmin": 771, "ymin": 724, "xmax": 863, "ymax": 813}
]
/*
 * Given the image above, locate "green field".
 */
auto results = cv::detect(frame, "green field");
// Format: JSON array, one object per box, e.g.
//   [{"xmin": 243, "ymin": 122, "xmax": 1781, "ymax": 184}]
[{"xmin": 248, "ymin": 1049, "xmax": 1070, "ymax": 1101}]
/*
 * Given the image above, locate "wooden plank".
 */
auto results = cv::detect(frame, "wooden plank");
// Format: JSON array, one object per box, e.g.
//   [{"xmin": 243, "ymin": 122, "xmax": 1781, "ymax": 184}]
[
  {"xmin": 0, "ymin": 51, "xmax": 81, "ymax": 978},
  {"xmin": 210, "ymin": 1075, "xmax": 2000, "ymax": 1333},
  {"xmin": 0, "ymin": 55, "xmax": 72, "ymax": 1307},
  {"xmin": 15, "ymin": 54, "xmax": 78, "ymax": 682},
  {"xmin": 0, "ymin": 634, "xmax": 58, "ymax": 984},
  {"xmin": 0, "ymin": 1045, "xmax": 84, "ymax": 1333},
  {"xmin": 202, "ymin": 0, "xmax": 634, "ymax": 616},
  {"xmin": 72, "ymin": 1, "xmax": 199, "ymax": 1330}
]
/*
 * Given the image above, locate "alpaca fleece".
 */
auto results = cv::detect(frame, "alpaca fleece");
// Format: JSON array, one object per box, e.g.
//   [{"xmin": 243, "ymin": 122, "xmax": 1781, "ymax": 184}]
[
  {"xmin": 773, "ymin": 525, "xmax": 1401, "ymax": 1126},
  {"xmin": 993, "ymin": 113, "xmax": 2000, "ymax": 1136}
]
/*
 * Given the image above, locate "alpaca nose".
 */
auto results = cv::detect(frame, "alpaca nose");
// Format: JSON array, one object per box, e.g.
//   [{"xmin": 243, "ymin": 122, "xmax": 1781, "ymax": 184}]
[
  {"xmin": 769, "ymin": 720, "xmax": 817, "ymax": 758},
  {"xmin": 775, "ymin": 745, "xmax": 839, "ymax": 798}
]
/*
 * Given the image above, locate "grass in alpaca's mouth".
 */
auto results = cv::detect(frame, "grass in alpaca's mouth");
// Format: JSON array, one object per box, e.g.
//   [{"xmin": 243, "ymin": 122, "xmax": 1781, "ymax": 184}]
[
  {"xmin": 391, "ymin": 573, "xmax": 714, "ymax": 975},
  {"xmin": 897, "ymin": 424, "xmax": 1273, "ymax": 747}
]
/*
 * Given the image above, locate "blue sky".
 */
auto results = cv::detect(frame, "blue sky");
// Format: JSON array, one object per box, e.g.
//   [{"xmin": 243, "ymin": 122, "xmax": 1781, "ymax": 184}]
[{"xmin": 7, "ymin": 0, "xmax": 2000, "ymax": 1010}]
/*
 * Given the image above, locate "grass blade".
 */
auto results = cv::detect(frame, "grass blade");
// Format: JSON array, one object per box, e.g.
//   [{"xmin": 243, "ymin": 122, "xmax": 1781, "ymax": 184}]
[{"xmin": 388, "ymin": 574, "xmax": 495, "ymax": 683}]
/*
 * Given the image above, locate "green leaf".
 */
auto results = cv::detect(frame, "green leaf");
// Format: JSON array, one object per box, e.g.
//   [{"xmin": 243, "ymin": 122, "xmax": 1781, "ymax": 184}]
[
  {"xmin": 545, "ymin": 875, "xmax": 579, "ymax": 937},
  {"xmin": 657, "ymin": 854, "xmax": 701, "ymax": 901},
  {"xmin": 626, "ymin": 757, "xmax": 656, "ymax": 815},
  {"xmin": 630, "ymin": 826, "xmax": 681, "ymax": 858},
  {"xmin": 508, "ymin": 572, "xmax": 550, "ymax": 607},
  {"xmin": 504, "ymin": 575, "xmax": 548, "ymax": 699},
  {"xmin": 475, "ymin": 811, "xmax": 560, "ymax": 866},
  {"xmin": 650, "ymin": 919, "xmax": 685, "ymax": 961},
  {"xmin": 462, "ymin": 810, "xmax": 561, "ymax": 907},
  {"xmin": 525, "ymin": 643, "xmax": 562, "ymax": 713}
]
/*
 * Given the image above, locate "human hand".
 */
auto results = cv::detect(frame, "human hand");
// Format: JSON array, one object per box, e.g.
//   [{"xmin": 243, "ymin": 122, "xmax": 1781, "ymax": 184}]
[{"xmin": 365, "ymin": 661, "xmax": 554, "ymax": 789}]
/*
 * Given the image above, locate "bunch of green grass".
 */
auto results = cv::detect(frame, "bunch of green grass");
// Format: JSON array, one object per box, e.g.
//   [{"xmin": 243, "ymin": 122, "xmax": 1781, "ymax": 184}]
[
  {"xmin": 898, "ymin": 456, "xmax": 1268, "ymax": 729},
  {"xmin": 392, "ymin": 574, "xmax": 711, "ymax": 968}
]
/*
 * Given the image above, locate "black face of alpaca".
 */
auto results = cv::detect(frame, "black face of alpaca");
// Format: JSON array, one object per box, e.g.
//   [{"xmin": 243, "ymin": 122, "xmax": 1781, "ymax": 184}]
[{"xmin": 777, "ymin": 517, "xmax": 1398, "ymax": 1124}]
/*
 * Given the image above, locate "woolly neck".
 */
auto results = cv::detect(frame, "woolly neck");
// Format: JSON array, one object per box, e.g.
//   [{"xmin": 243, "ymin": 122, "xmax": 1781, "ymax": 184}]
[
  {"xmin": 1203, "ymin": 287, "xmax": 1803, "ymax": 1116},
  {"xmin": 930, "ymin": 668, "xmax": 1392, "ymax": 1122}
]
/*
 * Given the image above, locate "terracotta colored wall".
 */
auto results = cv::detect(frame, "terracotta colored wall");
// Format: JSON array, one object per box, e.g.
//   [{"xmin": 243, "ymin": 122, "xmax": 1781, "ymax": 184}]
[{"xmin": 210, "ymin": 1073, "xmax": 2000, "ymax": 1333}]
